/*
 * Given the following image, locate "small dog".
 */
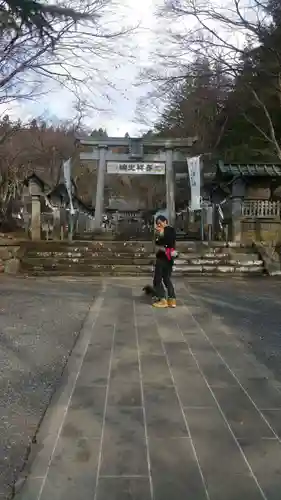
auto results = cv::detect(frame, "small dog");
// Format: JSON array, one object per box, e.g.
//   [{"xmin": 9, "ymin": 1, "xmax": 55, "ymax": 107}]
[{"xmin": 142, "ymin": 284, "xmax": 156, "ymax": 296}]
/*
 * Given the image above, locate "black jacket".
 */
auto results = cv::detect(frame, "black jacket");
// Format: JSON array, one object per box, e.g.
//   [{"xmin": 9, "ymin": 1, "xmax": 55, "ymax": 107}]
[{"xmin": 155, "ymin": 226, "xmax": 176, "ymax": 260}]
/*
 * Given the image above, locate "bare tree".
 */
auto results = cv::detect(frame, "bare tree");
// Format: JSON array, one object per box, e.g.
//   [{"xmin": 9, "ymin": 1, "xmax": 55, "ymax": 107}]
[
  {"xmin": 0, "ymin": 0, "xmax": 92, "ymax": 42},
  {"xmin": 0, "ymin": 0, "xmax": 136, "ymax": 108},
  {"xmin": 0, "ymin": 116, "xmax": 82, "ymax": 217},
  {"xmin": 139, "ymin": 0, "xmax": 281, "ymax": 158}
]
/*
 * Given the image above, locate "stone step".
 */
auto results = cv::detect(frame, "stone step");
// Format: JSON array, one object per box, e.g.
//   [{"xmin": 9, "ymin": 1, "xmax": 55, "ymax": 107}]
[
  {"xmin": 183, "ymin": 258, "xmax": 263, "ymax": 266},
  {"xmin": 22, "ymin": 254, "xmax": 263, "ymax": 268},
  {"xmin": 22, "ymin": 269, "xmax": 264, "ymax": 277},
  {"xmin": 24, "ymin": 249, "xmax": 260, "ymax": 260},
  {"xmin": 21, "ymin": 256, "xmax": 154, "ymax": 266},
  {"xmin": 24, "ymin": 245, "xmax": 227, "ymax": 254},
  {"xmin": 23, "ymin": 241, "xmax": 154, "ymax": 252},
  {"xmin": 21, "ymin": 264, "xmax": 153, "ymax": 275},
  {"xmin": 175, "ymin": 254, "xmax": 262, "ymax": 264},
  {"xmin": 21, "ymin": 270, "xmax": 153, "ymax": 277},
  {"xmin": 23, "ymin": 248, "xmax": 251, "ymax": 256},
  {"xmin": 22, "ymin": 241, "xmax": 259, "ymax": 259},
  {"xmin": 22, "ymin": 240, "xmax": 258, "ymax": 255},
  {"xmin": 173, "ymin": 265, "xmax": 263, "ymax": 273},
  {"xmin": 228, "ymin": 259, "xmax": 263, "ymax": 266},
  {"xmin": 21, "ymin": 262, "xmax": 264, "ymax": 276},
  {"xmin": 24, "ymin": 250, "xmax": 152, "ymax": 259}
]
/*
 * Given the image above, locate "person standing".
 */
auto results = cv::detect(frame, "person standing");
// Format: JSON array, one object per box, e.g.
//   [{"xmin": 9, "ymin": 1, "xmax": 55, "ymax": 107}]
[{"xmin": 152, "ymin": 215, "xmax": 176, "ymax": 308}]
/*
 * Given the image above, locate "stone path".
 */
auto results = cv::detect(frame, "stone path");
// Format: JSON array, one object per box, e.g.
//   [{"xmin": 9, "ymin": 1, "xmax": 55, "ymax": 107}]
[{"xmin": 15, "ymin": 278, "xmax": 281, "ymax": 500}]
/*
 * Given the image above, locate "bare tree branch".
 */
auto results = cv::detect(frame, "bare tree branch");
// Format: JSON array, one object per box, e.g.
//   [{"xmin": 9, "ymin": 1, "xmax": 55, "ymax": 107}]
[
  {"xmin": 137, "ymin": 0, "xmax": 281, "ymax": 158},
  {"xmin": 250, "ymin": 88, "xmax": 281, "ymax": 158},
  {"xmin": 0, "ymin": 1, "xmax": 137, "ymax": 109}
]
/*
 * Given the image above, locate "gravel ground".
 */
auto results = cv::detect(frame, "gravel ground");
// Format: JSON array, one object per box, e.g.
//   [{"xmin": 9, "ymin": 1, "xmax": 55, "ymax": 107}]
[
  {"xmin": 187, "ymin": 277, "xmax": 281, "ymax": 384},
  {"xmin": 0, "ymin": 277, "xmax": 100, "ymax": 499}
]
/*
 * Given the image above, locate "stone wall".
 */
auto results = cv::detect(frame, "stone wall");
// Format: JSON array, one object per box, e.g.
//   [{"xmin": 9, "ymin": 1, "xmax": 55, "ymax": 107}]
[
  {"xmin": 254, "ymin": 241, "xmax": 281, "ymax": 276},
  {"xmin": 0, "ymin": 241, "xmax": 21, "ymax": 274},
  {"xmin": 240, "ymin": 219, "xmax": 281, "ymax": 244}
]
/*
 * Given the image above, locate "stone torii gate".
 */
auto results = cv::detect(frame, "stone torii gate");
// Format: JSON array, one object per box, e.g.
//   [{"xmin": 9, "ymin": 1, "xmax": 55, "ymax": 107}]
[{"xmin": 77, "ymin": 136, "xmax": 197, "ymax": 229}]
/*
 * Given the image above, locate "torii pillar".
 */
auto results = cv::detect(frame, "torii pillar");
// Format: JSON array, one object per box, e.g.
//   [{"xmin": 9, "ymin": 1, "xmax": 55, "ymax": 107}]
[
  {"xmin": 93, "ymin": 145, "xmax": 107, "ymax": 230},
  {"xmin": 165, "ymin": 146, "xmax": 176, "ymax": 226}
]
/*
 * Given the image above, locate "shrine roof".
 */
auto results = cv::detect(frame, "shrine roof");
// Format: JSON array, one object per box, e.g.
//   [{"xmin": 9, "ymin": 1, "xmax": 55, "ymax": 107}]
[
  {"xmin": 218, "ymin": 163, "xmax": 281, "ymax": 177},
  {"xmin": 23, "ymin": 173, "xmax": 50, "ymax": 190}
]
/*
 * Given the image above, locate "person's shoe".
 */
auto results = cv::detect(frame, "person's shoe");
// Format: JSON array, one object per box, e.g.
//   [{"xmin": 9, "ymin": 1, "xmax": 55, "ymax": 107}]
[
  {"xmin": 152, "ymin": 299, "xmax": 168, "ymax": 308},
  {"xmin": 168, "ymin": 298, "xmax": 176, "ymax": 308}
]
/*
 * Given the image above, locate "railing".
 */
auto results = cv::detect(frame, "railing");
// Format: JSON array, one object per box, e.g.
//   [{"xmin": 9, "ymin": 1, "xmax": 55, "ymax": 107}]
[{"xmin": 241, "ymin": 200, "xmax": 281, "ymax": 218}]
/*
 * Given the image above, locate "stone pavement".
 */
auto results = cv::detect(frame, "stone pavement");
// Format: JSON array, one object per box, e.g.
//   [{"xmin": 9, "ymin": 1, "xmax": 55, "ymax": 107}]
[
  {"xmin": 15, "ymin": 278, "xmax": 281, "ymax": 500},
  {"xmin": 0, "ymin": 276, "xmax": 98, "ymax": 499}
]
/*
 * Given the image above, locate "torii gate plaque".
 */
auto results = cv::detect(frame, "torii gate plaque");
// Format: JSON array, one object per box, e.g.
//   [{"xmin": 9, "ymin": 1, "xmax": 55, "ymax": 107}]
[{"xmin": 77, "ymin": 136, "xmax": 196, "ymax": 229}]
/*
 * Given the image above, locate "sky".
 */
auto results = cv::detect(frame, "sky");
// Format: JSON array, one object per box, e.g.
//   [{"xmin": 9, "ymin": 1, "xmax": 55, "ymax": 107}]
[
  {"xmin": 3, "ymin": 0, "xmax": 159, "ymax": 137},
  {"xmin": 2, "ymin": 0, "xmax": 251, "ymax": 136}
]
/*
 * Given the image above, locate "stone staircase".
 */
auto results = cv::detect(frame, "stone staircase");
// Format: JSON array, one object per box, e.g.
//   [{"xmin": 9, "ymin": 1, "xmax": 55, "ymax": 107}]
[
  {"xmin": 20, "ymin": 241, "xmax": 153, "ymax": 276},
  {"xmin": 20, "ymin": 241, "xmax": 265, "ymax": 276},
  {"xmin": 175, "ymin": 242, "xmax": 264, "ymax": 275}
]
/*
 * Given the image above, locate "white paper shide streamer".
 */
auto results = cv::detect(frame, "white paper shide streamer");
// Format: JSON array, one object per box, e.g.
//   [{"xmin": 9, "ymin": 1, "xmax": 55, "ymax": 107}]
[
  {"xmin": 187, "ymin": 156, "xmax": 201, "ymax": 211},
  {"xmin": 63, "ymin": 158, "xmax": 75, "ymax": 215}
]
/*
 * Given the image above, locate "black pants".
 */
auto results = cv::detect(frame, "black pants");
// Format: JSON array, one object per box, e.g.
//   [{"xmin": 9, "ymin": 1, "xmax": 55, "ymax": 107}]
[{"xmin": 154, "ymin": 258, "xmax": 176, "ymax": 299}]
